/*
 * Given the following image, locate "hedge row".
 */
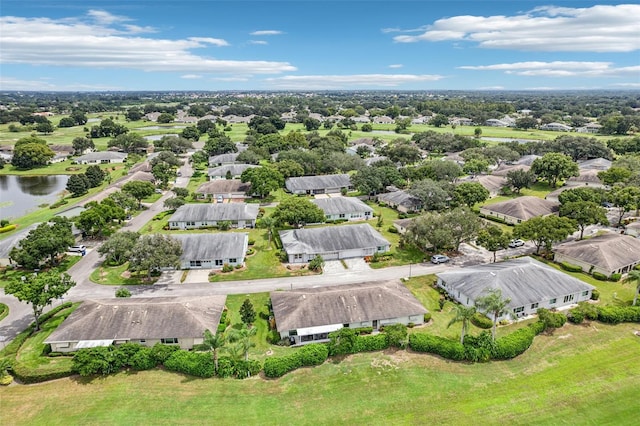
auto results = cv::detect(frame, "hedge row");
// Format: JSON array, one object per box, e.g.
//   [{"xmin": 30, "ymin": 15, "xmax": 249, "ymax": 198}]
[
  {"xmin": 164, "ymin": 351, "xmax": 215, "ymax": 378},
  {"xmin": 0, "ymin": 224, "xmax": 17, "ymax": 234},
  {"xmin": 409, "ymin": 334, "xmax": 466, "ymax": 361},
  {"xmin": 492, "ymin": 322, "xmax": 545, "ymax": 360},
  {"xmin": 470, "ymin": 312, "xmax": 493, "ymax": 329},
  {"xmin": 11, "ymin": 363, "xmax": 75, "ymax": 384},
  {"xmin": 264, "ymin": 343, "xmax": 329, "ymax": 378},
  {"xmin": 596, "ymin": 306, "xmax": 640, "ymax": 324},
  {"xmin": 560, "ymin": 262, "xmax": 583, "ymax": 273}
]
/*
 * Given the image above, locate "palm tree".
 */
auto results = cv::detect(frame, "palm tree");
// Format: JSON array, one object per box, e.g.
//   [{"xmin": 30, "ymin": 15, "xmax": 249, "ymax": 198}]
[
  {"xmin": 258, "ymin": 216, "xmax": 276, "ymax": 249},
  {"xmin": 447, "ymin": 305, "xmax": 477, "ymax": 345},
  {"xmin": 228, "ymin": 325, "xmax": 257, "ymax": 361},
  {"xmin": 202, "ymin": 329, "xmax": 226, "ymax": 372},
  {"xmin": 623, "ymin": 270, "xmax": 640, "ymax": 306},
  {"xmin": 475, "ymin": 288, "xmax": 511, "ymax": 342}
]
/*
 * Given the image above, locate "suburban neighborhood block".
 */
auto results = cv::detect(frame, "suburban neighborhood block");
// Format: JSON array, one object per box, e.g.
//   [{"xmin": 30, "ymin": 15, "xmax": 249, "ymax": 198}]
[
  {"xmin": 173, "ymin": 233, "xmax": 249, "ymax": 269},
  {"xmin": 311, "ymin": 196, "xmax": 374, "ymax": 221},
  {"xmin": 553, "ymin": 233, "xmax": 640, "ymax": 276},
  {"xmin": 168, "ymin": 203, "xmax": 259, "ymax": 229},
  {"xmin": 285, "ymin": 174, "xmax": 352, "ymax": 195}
]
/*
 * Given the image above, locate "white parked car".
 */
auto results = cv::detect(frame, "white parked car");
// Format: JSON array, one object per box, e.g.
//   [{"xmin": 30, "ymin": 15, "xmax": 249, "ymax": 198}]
[{"xmin": 508, "ymin": 239, "xmax": 525, "ymax": 248}]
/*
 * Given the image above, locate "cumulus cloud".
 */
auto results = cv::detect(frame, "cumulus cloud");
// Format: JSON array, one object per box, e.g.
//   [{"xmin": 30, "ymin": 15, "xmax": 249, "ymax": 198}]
[
  {"xmin": 0, "ymin": 76, "xmax": 122, "ymax": 91},
  {"xmin": 181, "ymin": 74, "xmax": 203, "ymax": 79},
  {"xmin": 265, "ymin": 74, "xmax": 443, "ymax": 89},
  {"xmin": 388, "ymin": 64, "xmax": 403, "ymax": 69},
  {"xmin": 0, "ymin": 12, "xmax": 295, "ymax": 74},
  {"xmin": 250, "ymin": 30, "xmax": 283, "ymax": 36},
  {"xmin": 459, "ymin": 61, "xmax": 640, "ymax": 78},
  {"xmin": 249, "ymin": 40, "xmax": 268, "ymax": 45},
  {"xmin": 393, "ymin": 4, "xmax": 640, "ymax": 52}
]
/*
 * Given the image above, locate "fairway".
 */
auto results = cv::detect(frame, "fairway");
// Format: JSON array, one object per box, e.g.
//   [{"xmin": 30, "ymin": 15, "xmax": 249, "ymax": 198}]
[{"xmin": 1, "ymin": 322, "xmax": 638, "ymax": 425}]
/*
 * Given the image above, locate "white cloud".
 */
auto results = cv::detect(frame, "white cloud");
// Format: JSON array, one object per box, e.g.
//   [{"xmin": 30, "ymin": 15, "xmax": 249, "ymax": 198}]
[
  {"xmin": 265, "ymin": 74, "xmax": 443, "ymax": 89},
  {"xmin": 181, "ymin": 74, "xmax": 203, "ymax": 79},
  {"xmin": 0, "ymin": 76, "xmax": 122, "ymax": 91},
  {"xmin": 250, "ymin": 30, "xmax": 283, "ymax": 36},
  {"xmin": 249, "ymin": 40, "xmax": 268, "ymax": 45},
  {"xmin": 393, "ymin": 4, "xmax": 640, "ymax": 52},
  {"xmin": 477, "ymin": 86, "xmax": 505, "ymax": 90},
  {"xmin": 610, "ymin": 82, "xmax": 640, "ymax": 88},
  {"xmin": 87, "ymin": 10, "xmax": 130, "ymax": 25},
  {"xmin": 212, "ymin": 77, "xmax": 250, "ymax": 82},
  {"xmin": 0, "ymin": 12, "xmax": 295, "ymax": 75},
  {"xmin": 388, "ymin": 64, "xmax": 403, "ymax": 69},
  {"xmin": 459, "ymin": 61, "xmax": 640, "ymax": 78}
]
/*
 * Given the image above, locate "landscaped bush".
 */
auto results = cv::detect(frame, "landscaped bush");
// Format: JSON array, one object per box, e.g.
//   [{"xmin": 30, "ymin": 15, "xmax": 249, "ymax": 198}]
[
  {"xmin": 592, "ymin": 271, "xmax": 608, "ymax": 281},
  {"xmin": 130, "ymin": 347, "xmax": 156, "ymax": 370},
  {"xmin": 11, "ymin": 362, "xmax": 74, "ymax": 384},
  {"xmin": 49, "ymin": 200, "xmax": 68, "ymax": 209},
  {"xmin": 115, "ymin": 288, "xmax": 131, "ymax": 298},
  {"xmin": 233, "ymin": 360, "xmax": 262, "ymax": 379},
  {"xmin": 0, "ymin": 224, "xmax": 17, "ymax": 233},
  {"xmin": 387, "ymin": 225, "xmax": 399, "ymax": 233},
  {"xmin": 352, "ymin": 327, "xmax": 373, "ymax": 335},
  {"xmin": 591, "ymin": 289, "xmax": 600, "ymax": 300},
  {"xmin": 297, "ymin": 343, "xmax": 329, "ymax": 366},
  {"xmin": 149, "ymin": 343, "xmax": 180, "ymax": 364},
  {"xmin": 263, "ymin": 354, "xmax": 302, "ymax": 378},
  {"xmin": 470, "ymin": 312, "xmax": 493, "ymax": 329},
  {"xmin": 327, "ymin": 328, "xmax": 358, "ymax": 356},
  {"xmin": 248, "ymin": 238, "xmax": 256, "ymax": 246},
  {"xmin": 537, "ymin": 308, "xmax": 567, "ymax": 329},
  {"xmin": 560, "ymin": 262, "xmax": 583, "ymax": 273},
  {"xmin": 216, "ymin": 357, "xmax": 235, "ymax": 378},
  {"xmin": 463, "ymin": 331, "xmax": 494, "ymax": 363},
  {"xmin": 423, "ymin": 313, "xmax": 432, "ymax": 323},
  {"xmin": 354, "ymin": 334, "xmax": 389, "ymax": 352},
  {"xmin": 72, "ymin": 347, "xmax": 121, "ymax": 376},
  {"xmin": 608, "ymin": 273, "xmax": 622, "ymax": 282},
  {"xmin": 567, "ymin": 309, "xmax": 585, "ymax": 324},
  {"xmin": 164, "ymin": 350, "xmax": 215, "ymax": 378},
  {"xmin": 266, "ymin": 330, "xmax": 281, "ymax": 345},
  {"xmin": 384, "ymin": 323, "xmax": 408, "ymax": 348},
  {"xmin": 492, "ymin": 324, "xmax": 539, "ymax": 360},
  {"xmin": 408, "ymin": 334, "xmax": 466, "ymax": 361},
  {"xmin": 597, "ymin": 306, "xmax": 640, "ymax": 324},
  {"xmin": 221, "ymin": 263, "xmax": 234, "ymax": 273}
]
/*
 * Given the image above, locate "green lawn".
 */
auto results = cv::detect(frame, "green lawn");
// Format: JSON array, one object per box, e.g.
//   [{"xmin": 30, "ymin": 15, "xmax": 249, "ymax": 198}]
[
  {"xmin": 0, "ymin": 303, "xmax": 8, "ymax": 322},
  {"xmin": 0, "ymin": 255, "xmax": 82, "ymax": 288},
  {"xmin": 1, "ymin": 321, "xmax": 638, "ymax": 425},
  {"xmin": 89, "ymin": 262, "xmax": 158, "ymax": 286}
]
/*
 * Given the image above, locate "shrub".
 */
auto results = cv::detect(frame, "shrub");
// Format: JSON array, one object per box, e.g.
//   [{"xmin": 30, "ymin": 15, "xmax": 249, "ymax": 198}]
[
  {"xmin": 597, "ymin": 306, "xmax": 640, "ymax": 324},
  {"xmin": 149, "ymin": 343, "xmax": 180, "ymax": 364},
  {"xmin": 591, "ymin": 289, "xmax": 600, "ymax": 300},
  {"xmin": 327, "ymin": 328, "xmax": 358, "ymax": 356},
  {"xmin": 560, "ymin": 262, "xmax": 583, "ymax": 272},
  {"xmin": 130, "ymin": 347, "xmax": 156, "ymax": 370},
  {"xmin": 0, "ymin": 219, "xmax": 9, "ymax": 227},
  {"xmin": 248, "ymin": 238, "xmax": 256, "ymax": 246},
  {"xmin": 308, "ymin": 255, "xmax": 324, "ymax": 272},
  {"xmin": 0, "ymin": 224, "xmax": 17, "ymax": 234},
  {"xmin": 387, "ymin": 225, "xmax": 399, "ymax": 234},
  {"xmin": 297, "ymin": 344, "xmax": 329, "ymax": 366},
  {"xmin": 537, "ymin": 308, "xmax": 567, "ymax": 329},
  {"xmin": 567, "ymin": 309, "xmax": 585, "ymax": 324},
  {"xmin": 216, "ymin": 357, "xmax": 235, "ymax": 378},
  {"xmin": 352, "ymin": 327, "xmax": 373, "ymax": 335},
  {"xmin": 384, "ymin": 323, "xmax": 408, "ymax": 348},
  {"xmin": 221, "ymin": 263, "xmax": 234, "ymax": 273},
  {"xmin": 355, "ymin": 334, "xmax": 389, "ymax": 352},
  {"xmin": 263, "ymin": 354, "xmax": 302, "ymax": 378},
  {"xmin": 115, "ymin": 288, "xmax": 131, "ymax": 298},
  {"xmin": 608, "ymin": 273, "xmax": 622, "ymax": 282},
  {"xmin": 470, "ymin": 312, "xmax": 493, "ymax": 329},
  {"xmin": 408, "ymin": 334, "xmax": 466, "ymax": 361},
  {"xmin": 164, "ymin": 350, "xmax": 215, "ymax": 378},
  {"xmin": 592, "ymin": 271, "xmax": 608, "ymax": 281},
  {"xmin": 11, "ymin": 362, "xmax": 74, "ymax": 384},
  {"xmin": 72, "ymin": 347, "xmax": 120, "ymax": 376},
  {"xmin": 233, "ymin": 360, "xmax": 262, "ymax": 379},
  {"xmin": 246, "ymin": 248, "xmax": 255, "ymax": 256},
  {"xmin": 463, "ymin": 331, "xmax": 494, "ymax": 363},
  {"xmin": 492, "ymin": 325, "xmax": 538, "ymax": 360}
]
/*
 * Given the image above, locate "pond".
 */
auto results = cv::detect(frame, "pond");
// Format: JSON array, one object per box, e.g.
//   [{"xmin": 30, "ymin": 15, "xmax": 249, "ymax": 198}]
[
  {"xmin": 481, "ymin": 137, "xmax": 543, "ymax": 144},
  {"xmin": 0, "ymin": 175, "xmax": 69, "ymax": 220},
  {"xmin": 144, "ymin": 134, "xmax": 180, "ymax": 141},
  {"xmin": 136, "ymin": 126, "xmax": 186, "ymax": 130}
]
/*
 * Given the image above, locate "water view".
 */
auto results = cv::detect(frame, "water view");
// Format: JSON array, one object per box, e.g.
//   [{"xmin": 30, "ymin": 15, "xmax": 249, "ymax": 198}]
[{"xmin": 0, "ymin": 175, "xmax": 69, "ymax": 220}]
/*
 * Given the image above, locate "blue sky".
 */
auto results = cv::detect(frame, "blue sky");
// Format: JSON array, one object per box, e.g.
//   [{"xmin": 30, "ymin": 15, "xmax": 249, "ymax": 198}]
[{"xmin": 1, "ymin": 1, "xmax": 638, "ymax": 91}]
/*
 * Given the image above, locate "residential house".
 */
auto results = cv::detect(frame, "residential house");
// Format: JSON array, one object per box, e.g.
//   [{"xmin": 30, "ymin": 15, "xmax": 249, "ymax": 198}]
[
  {"xmin": 168, "ymin": 203, "xmax": 258, "ymax": 229},
  {"xmin": 279, "ymin": 223, "xmax": 390, "ymax": 263},
  {"xmin": 484, "ymin": 119, "xmax": 509, "ymax": 127},
  {"xmin": 624, "ymin": 221, "xmax": 640, "ymax": 238},
  {"xmin": 373, "ymin": 116, "xmax": 395, "ymax": 124},
  {"xmin": 576, "ymin": 123, "xmax": 603, "ymax": 134},
  {"xmin": 554, "ymin": 233, "xmax": 640, "ymax": 276},
  {"xmin": 565, "ymin": 169, "xmax": 604, "ymax": 187},
  {"xmin": 491, "ymin": 163, "xmax": 531, "ymax": 177},
  {"xmin": 208, "ymin": 164, "xmax": 257, "ymax": 180},
  {"xmin": 578, "ymin": 158, "xmax": 612, "ymax": 171},
  {"xmin": 195, "ymin": 179, "xmax": 251, "ymax": 201},
  {"xmin": 311, "ymin": 197, "xmax": 374, "ymax": 221},
  {"xmin": 208, "ymin": 153, "xmax": 240, "ymax": 167},
  {"xmin": 436, "ymin": 257, "xmax": 594, "ymax": 320},
  {"xmin": 540, "ymin": 123, "xmax": 572, "ymax": 131},
  {"xmin": 463, "ymin": 175, "xmax": 508, "ymax": 197},
  {"xmin": 449, "ymin": 117, "xmax": 474, "ymax": 126},
  {"xmin": 377, "ymin": 190, "xmax": 422, "ymax": 213},
  {"xmin": 271, "ymin": 281, "xmax": 428, "ymax": 345},
  {"xmin": 479, "ymin": 196, "xmax": 559, "ymax": 225},
  {"xmin": 173, "ymin": 233, "xmax": 249, "ymax": 269},
  {"xmin": 392, "ymin": 217, "xmax": 417, "ymax": 234},
  {"xmin": 285, "ymin": 174, "xmax": 352, "ymax": 195},
  {"xmin": 44, "ymin": 296, "xmax": 226, "ymax": 353},
  {"xmin": 515, "ymin": 155, "xmax": 541, "ymax": 166},
  {"xmin": 74, "ymin": 152, "xmax": 127, "ymax": 165},
  {"xmin": 352, "ymin": 115, "xmax": 371, "ymax": 123}
]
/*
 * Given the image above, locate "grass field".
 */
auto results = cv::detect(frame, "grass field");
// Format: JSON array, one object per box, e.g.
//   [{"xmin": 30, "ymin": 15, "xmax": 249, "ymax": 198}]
[{"xmin": 1, "ymin": 321, "xmax": 638, "ymax": 425}]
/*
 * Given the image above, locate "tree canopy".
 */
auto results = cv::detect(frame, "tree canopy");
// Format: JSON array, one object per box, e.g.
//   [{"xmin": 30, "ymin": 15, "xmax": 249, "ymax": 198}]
[
  {"xmin": 531, "ymin": 152, "xmax": 579, "ymax": 188},
  {"xmin": 272, "ymin": 197, "xmax": 325, "ymax": 228}
]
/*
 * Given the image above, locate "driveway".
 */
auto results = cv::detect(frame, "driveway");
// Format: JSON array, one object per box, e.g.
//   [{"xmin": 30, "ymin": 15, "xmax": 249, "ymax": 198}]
[{"xmin": 323, "ymin": 258, "xmax": 371, "ymax": 275}]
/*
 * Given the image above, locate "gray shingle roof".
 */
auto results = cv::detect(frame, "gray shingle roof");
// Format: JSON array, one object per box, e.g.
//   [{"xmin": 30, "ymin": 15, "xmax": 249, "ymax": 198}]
[
  {"xmin": 491, "ymin": 164, "xmax": 531, "ymax": 176},
  {"xmin": 578, "ymin": 158, "xmax": 612, "ymax": 171},
  {"xmin": 554, "ymin": 233, "xmax": 640, "ymax": 272},
  {"xmin": 311, "ymin": 197, "xmax": 373, "ymax": 216},
  {"xmin": 196, "ymin": 179, "xmax": 250, "ymax": 195},
  {"xmin": 377, "ymin": 190, "xmax": 422, "ymax": 209},
  {"xmin": 271, "ymin": 281, "xmax": 427, "ymax": 331},
  {"xmin": 169, "ymin": 203, "xmax": 258, "ymax": 222},
  {"xmin": 279, "ymin": 224, "xmax": 389, "ymax": 254},
  {"xmin": 567, "ymin": 169, "xmax": 602, "ymax": 184},
  {"xmin": 173, "ymin": 233, "xmax": 248, "ymax": 261},
  {"xmin": 464, "ymin": 175, "xmax": 508, "ymax": 193},
  {"xmin": 436, "ymin": 257, "xmax": 594, "ymax": 308},
  {"xmin": 208, "ymin": 164, "xmax": 257, "ymax": 177},
  {"xmin": 482, "ymin": 196, "xmax": 558, "ymax": 220},
  {"xmin": 76, "ymin": 151, "xmax": 127, "ymax": 162},
  {"xmin": 285, "ymin": 174, "xmax": 351, "ymax": 192},
  {"xmin": 45, "ymin": 296, "xmax": 226, "ymax": 342},
  {"xmin": 208, "ymin": 153, "xmax": 240, "ymax": 165}
]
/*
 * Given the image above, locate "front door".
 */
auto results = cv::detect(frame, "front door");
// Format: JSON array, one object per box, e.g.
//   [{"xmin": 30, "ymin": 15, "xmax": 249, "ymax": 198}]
[{"xmin": 373, "ymin": 320, "xmax": 378, "ymax": 330}]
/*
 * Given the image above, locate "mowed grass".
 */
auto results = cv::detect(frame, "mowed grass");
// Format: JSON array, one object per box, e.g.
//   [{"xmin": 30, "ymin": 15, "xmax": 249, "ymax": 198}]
[{"xmin": 1, "ymin": 321, "xmax": 638, "ymax": 425}]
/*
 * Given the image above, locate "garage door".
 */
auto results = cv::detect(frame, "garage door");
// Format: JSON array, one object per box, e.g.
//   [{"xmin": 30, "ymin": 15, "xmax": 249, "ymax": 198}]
[
  {"xmin": 339, "ymin": 249, "xmax": 364, "ymax": 259},
  {"xmin": 320, "ymin": 251, "xmax": 339, "ymax": 260}
]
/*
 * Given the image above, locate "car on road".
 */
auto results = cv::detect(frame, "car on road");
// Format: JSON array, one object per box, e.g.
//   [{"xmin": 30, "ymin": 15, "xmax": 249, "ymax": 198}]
[
  {"xmin": 68, "ymin": 245, "xmax": 86, "ymax": 255},
  {"xmin": 508, "ymin": 239, "xmax": 525, "ymax": 248},
  {"xmin": 431, "ymin": 254, "xmax": 450, "ymax": 264}
]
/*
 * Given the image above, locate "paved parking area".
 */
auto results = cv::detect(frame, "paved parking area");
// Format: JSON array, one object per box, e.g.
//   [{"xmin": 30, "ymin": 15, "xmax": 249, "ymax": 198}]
[
  {"xmin": 183, "ymin": 269, "xmax": 212, "ymax": 284},
  {"xmin": 323, "ymin": 258, "xmax": 371, "ymax": 275}
]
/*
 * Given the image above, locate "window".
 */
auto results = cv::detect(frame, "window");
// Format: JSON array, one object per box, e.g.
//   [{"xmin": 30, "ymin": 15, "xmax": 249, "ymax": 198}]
[
  {"xmin": 190, "ymin": 260, "xmax": 202, "ymax": 267},
  {"xmin": 531, "ymin": 303, "xmax": 539, "ymax": 309},
  {"xmin": 582, "ymin": 291, "xmax": 589, "ymax": 296},
  {"xmin": 229, "ymin": 258, "xmax": 237, "ymax": 263},
  {"xmin": 343, "ymin": 324, "xmax": 350, "ymax": 328},
  {"xmin": 563, "ymin": 294, "xmax": 574, "ymax": 303},
  {"xmin": 161, "ymin": 338, "xmax": 179, "ymax": 344},
  {"xmin": 513, "ymin": 306, "xmax": 525, "ymax": 313},
  {"xmin": 339, "ymin": 214, "xmax": 346, "ymax": 218},
  {"xmin": 293, "ymin": 254, "xmax": 303, "ymax": 260},
  {"xmin": 377, "ymin": 246, "xmax": 386, "ymax": 251},
  {"xmin": 288, "ymin": 330, "xmax": 297, "ymax": 336},
  {"xmin": 139, "ymin": 339, "xmax": 146, "ymax": 343},
  {"xmin": 549, "ymin": 298, "xmax": 557, "ymax": 304},
  {"xmin": 58, "ymin": 342, "xmax": 70, "ymax": 348},
  {"xmin": 215, "ymin": 260, "xmax": 224, "ymax": 266}
]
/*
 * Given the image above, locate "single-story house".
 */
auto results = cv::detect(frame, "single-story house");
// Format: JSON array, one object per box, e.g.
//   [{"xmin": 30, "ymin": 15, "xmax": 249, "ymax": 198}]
[
  {"xmin": 116, "ymin": 171, "xmax": 155, "ymax": 188},
  {"xmin": 168, "ymin": 203, "xmax": 259, "ymax": 229},
  {"xmin": 463, "ymin": 175, "xmax": 508, "ymax": 197},
  {"xmin": 576, "ymin": 123, "xmax": 603, "ymax": 134},
  {"xmin": 208, "ymin": 164, "xmax": 257, "ymax": 180},
  {"xmin": 44, "ymin": 296, "xmax": 226, "ymax": 353},
  {"xmin": 285, "ymin": 174, "xmax": 352, "ymax": 195},
  {"xmin": 578, "ymin": 158, "xmax": 612, "ymax": 171},
  {"xmin": 554, "ymin": 233, "xmax": 640, "ymax": 276},
  {"xmin": 393, "ymin": 217, "xmax": 417, "ymax": 234},
  {"xmin": 479, "ymin": 196, "xmax": 559, "ymax": 225},
  {"xmin": 209, "ymin": 153, "xmax": 240, "ymax": 167},
  {"xmin": 624, "ymin": 221, "xmax": 640, "ymax": 237},
  {"xmin": 540, "ymin": 122, "xmax": 572, "ymax": 132},
  {"xmin": 566, "ymin": 169, "xmax": 604, "ymax": 186},
  {"xmin": 74, "ymin": 152, "xmax": 127, "ymax": 165},
  {"xmin": 436, "ymin": 257, "xmax": 594, "ymax": 320},
  {"xmin": 279, "ymin": 223, "xmax": 390, "ymax": 263},
  {"xmin": 271, "ymin": 281, "xmax": 428, "ymax": 345},
  {"xmin": 491, "ymin": 164, "xmax": 531, "ymax": 177},
  {"xmin": 311, "ymin": 197, "xmax": 374, "ymax": 221},
  {"xmin": 195, "ymin": 179, "xmax": 251, "ymax": 201},
  {"xmin": 484, "ymin": 118, "xmax": 509, "ymax": 127},
  {"xmin": 173, "ymin": 233, "xmax": 248, "ymax": 269},
  {"xmin": 515, "ymin": 155, "xmax": 541, "ymax": 166},
  {"xmin": 377, "ymin": 190, "xmax": 422, "ymax": 213},
  {"xmin": 373, "ymin": 116, "xmax": 395, "ymax": 124}
]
